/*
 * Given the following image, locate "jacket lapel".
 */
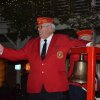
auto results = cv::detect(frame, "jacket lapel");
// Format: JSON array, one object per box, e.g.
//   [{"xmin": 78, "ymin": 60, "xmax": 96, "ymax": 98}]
[
  {"xmin": 44, "ymin": 35, "xmax": 57, "ymax": 60},
  {"xmin": 36, "ymin": 37, "xmax": 42, "ymax": 60}
]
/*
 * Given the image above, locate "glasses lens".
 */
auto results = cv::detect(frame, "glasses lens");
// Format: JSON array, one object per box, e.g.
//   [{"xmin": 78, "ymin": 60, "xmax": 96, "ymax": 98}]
[{"xmin": 37, "ymin": 24, "xmax": 50, "ymax": 29}]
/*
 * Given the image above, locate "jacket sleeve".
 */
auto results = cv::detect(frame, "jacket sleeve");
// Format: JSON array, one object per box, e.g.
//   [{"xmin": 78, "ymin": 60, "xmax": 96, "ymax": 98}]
[
  {"xmin": 69, "ymin": 38, "xmax": 86, "ymax": 48},
  {"xmin": 0, "ymin": 39, "xmax": 33, "ymax": 61},
  {"xmin": 0, "ymin": 47, "xmax": 27, "ymax": 61}
]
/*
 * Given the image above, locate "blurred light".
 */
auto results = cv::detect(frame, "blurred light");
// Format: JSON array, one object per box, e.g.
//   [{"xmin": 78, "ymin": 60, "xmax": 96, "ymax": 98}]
[
  {"xmin": 26, "ymin": 63, "xmax": 30, "ymax": 72},
  {"xmin": 15, "ymin": 64, "xmax": 21, "ymax": 70}
]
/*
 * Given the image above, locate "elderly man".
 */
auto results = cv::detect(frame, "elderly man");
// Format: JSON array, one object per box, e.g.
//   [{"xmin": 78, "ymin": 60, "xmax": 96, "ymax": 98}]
[{"xmin": 0, "ymin": 17, "xmax": 85, "ymax": 100}]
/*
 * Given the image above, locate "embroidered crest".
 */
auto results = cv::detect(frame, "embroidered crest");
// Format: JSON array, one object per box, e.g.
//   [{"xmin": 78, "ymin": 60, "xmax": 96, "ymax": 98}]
[{"xmin": 57, "ymin": 51, "xmax": 63, "ymax": 59}]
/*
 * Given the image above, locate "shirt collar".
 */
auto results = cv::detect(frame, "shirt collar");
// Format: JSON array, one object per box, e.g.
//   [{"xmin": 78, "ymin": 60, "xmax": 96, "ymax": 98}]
[{"xmin": 41, "ymin": 34, "xmax": 53, "ymax": 43}]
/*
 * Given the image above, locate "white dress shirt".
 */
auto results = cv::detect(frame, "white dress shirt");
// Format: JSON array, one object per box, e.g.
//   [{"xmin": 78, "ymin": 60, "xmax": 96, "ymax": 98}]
[{"xmin": 40, "ymin": 34, "xmax": 53, "ymax": 55}]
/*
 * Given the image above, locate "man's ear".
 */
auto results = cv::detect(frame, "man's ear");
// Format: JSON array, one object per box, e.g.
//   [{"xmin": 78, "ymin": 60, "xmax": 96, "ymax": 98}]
[{"xmin": 48, "ymin": 25, "xmax": 53, "ymax": 32}]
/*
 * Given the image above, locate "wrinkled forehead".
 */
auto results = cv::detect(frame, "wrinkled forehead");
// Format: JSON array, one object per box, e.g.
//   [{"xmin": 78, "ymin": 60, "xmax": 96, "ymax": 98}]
[{"xmin": 38, "ymin": 23, "xmax": 52, "ymax": 26}]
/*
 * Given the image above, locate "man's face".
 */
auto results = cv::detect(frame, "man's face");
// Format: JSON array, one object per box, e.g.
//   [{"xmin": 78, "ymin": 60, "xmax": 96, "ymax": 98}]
[{"xmin": 37, "ymin": 23, "xmax": 53, "ymax": 39}]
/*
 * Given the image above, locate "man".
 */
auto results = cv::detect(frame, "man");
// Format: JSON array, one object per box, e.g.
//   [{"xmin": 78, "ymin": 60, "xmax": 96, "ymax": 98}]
[
  {"xmin": 0, "ymin": 17, "xmax": 85, "ymax": 100},
  {"xmin": 68, "ymin": 29, "xmax": 100, "ymax": 100}
]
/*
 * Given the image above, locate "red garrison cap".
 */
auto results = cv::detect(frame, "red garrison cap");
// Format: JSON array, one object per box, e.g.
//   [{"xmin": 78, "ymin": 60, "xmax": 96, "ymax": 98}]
[
  {"xmin": 37, "ymin": 17, "xmax": 54, "ymax": 25},
  {"xmin": 77, "ymin": 29, "xmax": 93, "ymax": 36}
]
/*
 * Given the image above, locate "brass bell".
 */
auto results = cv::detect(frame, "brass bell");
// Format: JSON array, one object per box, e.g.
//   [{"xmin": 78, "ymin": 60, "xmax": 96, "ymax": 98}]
[{"xmin": 70, "ymin": 54, "xmax": 87, "ymax": 84}]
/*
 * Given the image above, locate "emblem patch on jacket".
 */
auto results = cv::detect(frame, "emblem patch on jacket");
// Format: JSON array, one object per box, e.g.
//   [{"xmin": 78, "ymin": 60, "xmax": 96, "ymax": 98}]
[{"xmin": 57, "ymin": 51, "xmax": 63, "ymax": 59}]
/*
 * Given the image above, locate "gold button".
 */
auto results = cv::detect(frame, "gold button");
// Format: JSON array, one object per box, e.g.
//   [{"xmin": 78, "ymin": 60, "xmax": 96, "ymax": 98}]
[
  {"xmin": 42, "ymin": 71, "xmax": 44, "ymax": 74},
  {"xmin": 42, "ymin": 63, "xmax": 44, "ymax": 66}
]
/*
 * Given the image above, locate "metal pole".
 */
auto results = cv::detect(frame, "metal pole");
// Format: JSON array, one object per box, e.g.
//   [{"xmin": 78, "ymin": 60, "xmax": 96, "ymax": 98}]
[{"xmin": 87, "ymin": 47, "xmax": 96, "ymax": 100}]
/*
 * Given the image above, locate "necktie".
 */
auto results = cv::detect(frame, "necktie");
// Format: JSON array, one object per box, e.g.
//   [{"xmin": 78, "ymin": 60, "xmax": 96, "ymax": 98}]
[{"xmin": 41, "ymin": 39, "xmax": 47, "ymax": 60}]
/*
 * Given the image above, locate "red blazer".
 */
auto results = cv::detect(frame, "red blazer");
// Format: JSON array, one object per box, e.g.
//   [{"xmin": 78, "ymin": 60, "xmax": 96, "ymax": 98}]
[{"xmin": 0, "ymin": 34, "xmax": 85, "ymax": 93}]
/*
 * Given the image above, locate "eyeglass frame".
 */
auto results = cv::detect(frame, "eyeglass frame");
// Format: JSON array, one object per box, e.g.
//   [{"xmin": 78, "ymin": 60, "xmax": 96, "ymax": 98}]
[{"xmin": 36, "ymin": 23, "xmax": 51, "ymax": 29}]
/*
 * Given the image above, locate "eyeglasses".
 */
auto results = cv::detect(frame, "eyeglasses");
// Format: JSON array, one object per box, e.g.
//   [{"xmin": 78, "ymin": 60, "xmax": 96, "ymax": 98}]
[{"xmin": 37, "ymin": 24, "xmax": 50, "ymax": 29}]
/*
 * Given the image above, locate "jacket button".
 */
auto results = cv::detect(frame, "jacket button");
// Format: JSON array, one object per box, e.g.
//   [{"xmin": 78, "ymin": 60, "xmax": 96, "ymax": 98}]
[
  {"xmin": 42, "ymin": 63, "xmax": 44, "ymax": 66},
  {"xmin": 42, "ymin": 71, "xmax": 44, "ymax": 74}
]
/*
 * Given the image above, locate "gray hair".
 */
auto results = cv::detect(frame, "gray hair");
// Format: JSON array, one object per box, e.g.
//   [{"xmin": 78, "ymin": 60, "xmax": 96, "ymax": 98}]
[{"xmin": 51, "ymin": 23, "xmax": 56, "ymax": 32}]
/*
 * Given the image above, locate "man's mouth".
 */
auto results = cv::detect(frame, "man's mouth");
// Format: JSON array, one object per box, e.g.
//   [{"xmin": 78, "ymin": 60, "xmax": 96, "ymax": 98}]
[{"xmin": 39, "ymin": 32, "xmax": 42, "ymax": 35}]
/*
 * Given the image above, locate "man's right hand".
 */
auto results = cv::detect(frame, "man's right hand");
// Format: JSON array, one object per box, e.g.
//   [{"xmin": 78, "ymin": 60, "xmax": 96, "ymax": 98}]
[{"xmin": 0, "ymin": 44, "xmax": 4, "ymax": 55}]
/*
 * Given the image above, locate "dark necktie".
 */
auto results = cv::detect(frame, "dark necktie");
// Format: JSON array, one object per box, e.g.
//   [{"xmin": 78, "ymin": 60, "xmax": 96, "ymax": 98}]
[{"xmin": 41, "ymin": 39, "xmax": 47, "ymax": 60}]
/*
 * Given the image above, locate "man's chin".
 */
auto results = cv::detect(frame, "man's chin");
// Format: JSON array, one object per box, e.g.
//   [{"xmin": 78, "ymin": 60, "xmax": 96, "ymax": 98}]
[{"xmin": 39, "ymin": 34, "xmax": 45, "ymax": 39}]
